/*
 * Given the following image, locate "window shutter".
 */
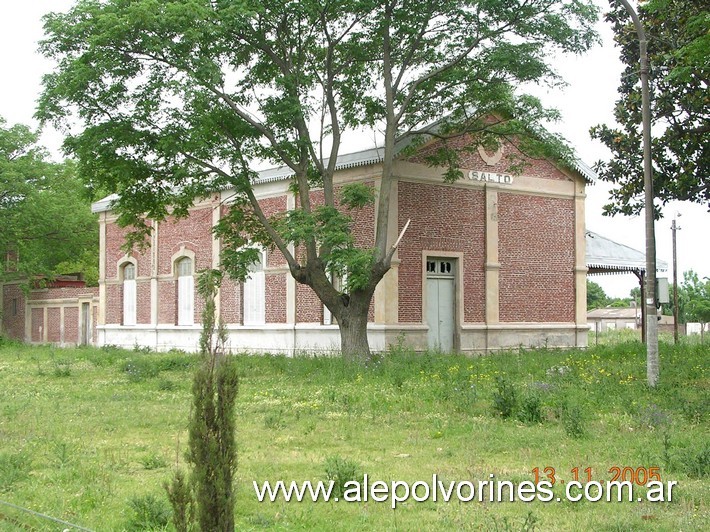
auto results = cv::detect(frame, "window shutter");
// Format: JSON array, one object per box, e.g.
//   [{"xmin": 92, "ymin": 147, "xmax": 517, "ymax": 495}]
[
  {"xmin": 244, "ymin": 271, "xmax": 265, "ymax": 325},
  {"xmin": 178, "ymin": 274, "xmax": 194, "ymax": 326},
  {"xmin": 123, "ymin": 279, "xmax": 136, "ymax": 326},
  {"xmin": 243, "ymin": 250, "xmax": 265, "ymax": 325}
]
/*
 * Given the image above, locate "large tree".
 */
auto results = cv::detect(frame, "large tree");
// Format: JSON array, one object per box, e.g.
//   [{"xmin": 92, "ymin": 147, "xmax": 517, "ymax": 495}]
[
  {"xmin": 0, "ymin": 117, "xmax": 98, "ymax": 284},
  {"xmin": 39, "ymin": 0, "xmax": 598, "ymax": 359},
  {"xmin": 591, "ymin": 0, "xmax": 709, "ymax": 216}
]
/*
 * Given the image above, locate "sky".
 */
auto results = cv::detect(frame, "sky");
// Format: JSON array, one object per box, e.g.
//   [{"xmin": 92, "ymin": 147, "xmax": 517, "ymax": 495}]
[{"xmin": 1, "ymin": 1, "xmax": 707, "ymax": 299}]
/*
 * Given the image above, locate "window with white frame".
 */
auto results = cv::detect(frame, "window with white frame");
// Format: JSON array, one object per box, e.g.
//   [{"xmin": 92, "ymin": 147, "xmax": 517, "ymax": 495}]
[
  {"xmin": 122, "ymin": 263, "xmax": 136, "ymax": 326},
  {"xmin": 243, "ymin": 250, "xmax": 266, "ymax": 325},
  {"xmin": 177, "ymin": 257, "xmax": 194, "ymax": 326}
]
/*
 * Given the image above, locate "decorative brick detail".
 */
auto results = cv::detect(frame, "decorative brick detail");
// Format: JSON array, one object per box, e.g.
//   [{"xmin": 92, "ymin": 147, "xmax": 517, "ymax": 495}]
[
  {"xmin": 28, "ymin": 286, "xmax": 98, "ymax": 300},
  {"xmin": 498, "ymin": 193, "xmax": 575, "ymax": 322},
  {"xmin": 406, "ymin": 133, "xmax": 570, "ymax": 181},
  {"xmin": 47, "ymin": 307, "xmax": 61, "ymax": 342},
  {"xmin": 397, "ymin": 181, "xmax": 486, "ymax": 323}
]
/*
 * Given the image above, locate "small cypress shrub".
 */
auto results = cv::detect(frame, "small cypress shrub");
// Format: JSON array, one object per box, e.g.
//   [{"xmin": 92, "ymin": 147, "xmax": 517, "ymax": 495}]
[
  {"xmin": 165, "ymin": 469, "xmax": 194, "ymax": 532},
  {"xmin": 165, "ymin": 269, "xmax": 238, "ymax": 531}
]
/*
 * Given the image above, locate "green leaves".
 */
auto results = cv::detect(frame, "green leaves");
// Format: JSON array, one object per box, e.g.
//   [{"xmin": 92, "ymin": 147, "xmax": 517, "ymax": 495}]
[
  {"xmin": 0, "ymin": 118, "xmax": 98, "ymax": 283},
  {"xmin": 680, "ymin": 270, "xmax": 710, "ymax": 325},
  {"xmin": 592, "ymin": 0, "xmax": 709, "ymax": 215}
]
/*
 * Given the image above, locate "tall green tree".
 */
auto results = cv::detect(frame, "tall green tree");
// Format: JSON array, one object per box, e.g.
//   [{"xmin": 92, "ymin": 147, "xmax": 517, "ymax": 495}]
[
  {"xmin": 39, "ymin": 0, "xmax": 598, "ymax": 358},
  {"xmin": 591, "ymin": 0, "xmax": 709, "ymax": 216},
  {"xmin": 0, "ymin": 117, "xmax": 98, "ymax": 284}
]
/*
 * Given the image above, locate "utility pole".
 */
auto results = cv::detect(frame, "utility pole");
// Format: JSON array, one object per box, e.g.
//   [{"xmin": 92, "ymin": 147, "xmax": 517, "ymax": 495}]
[
  {"xmin": 616, "ymin": 0, "xmax": 659, "ymax": 387},
  {"xmin": 672, "ymin": 213, "xmax": 681, "ymax": 343}
]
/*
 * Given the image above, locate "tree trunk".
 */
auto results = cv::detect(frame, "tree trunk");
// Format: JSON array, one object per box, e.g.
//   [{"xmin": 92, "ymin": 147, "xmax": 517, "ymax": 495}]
[{"xmin": 337, "ymin": 292, "xmax": 372, "ymax": 361}]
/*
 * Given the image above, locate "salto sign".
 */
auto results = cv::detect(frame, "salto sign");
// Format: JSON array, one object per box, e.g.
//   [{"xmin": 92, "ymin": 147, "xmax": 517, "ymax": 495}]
[{"xmin": 467, "ymin": 170, "xmax": 514, "ymax": 185}]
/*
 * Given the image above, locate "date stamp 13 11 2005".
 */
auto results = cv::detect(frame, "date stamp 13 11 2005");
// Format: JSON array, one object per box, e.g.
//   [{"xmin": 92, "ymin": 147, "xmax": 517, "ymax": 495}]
[{"xmin": 532, "ymin": 466, "xmax": 663, "ymax": 486}]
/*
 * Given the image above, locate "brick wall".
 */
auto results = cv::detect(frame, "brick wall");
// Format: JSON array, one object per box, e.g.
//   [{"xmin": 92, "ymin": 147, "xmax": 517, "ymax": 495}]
[
  {"xmin": 219, "ymin": 276, "xmax": 242, "ymax": 324},
  {"xmin": 106, "ymin": 284, "xmax": 122, "ymax": 325},
  {"xmin": 47, "ymin": 307, "xmax": 61, "ymax": 342},
  {"xmin": 31, "ymin": 308, "xmax": 43, "ymax": 342},
  {"xmin": 1, "ymin": 284, "xmax": 25, "ymax": 340},
  {"xmin": 137, "ymin": 279, "xmax": 151, "ymax": 324},
  {"xmin": 157, "ymin": 206, "xmax": 215, "ymax": 325},
  {"xmin": 158, "ymin": 280, "xmax": 176, "ymax": 324},
  {"xmin": 105, "ymin": 222, "xmax": 151, "ymax": 279},
  {"xmin": 64, "ymin": 307, "xmax": 79, "ymax": 343},
  {"xmin": 498, "ymin": 193, "xmax": 575, "ymax": 322},
  {"xmin": 266, "ymin": 273, "xmax": 287, "ymax": 323},
  {"xmin": 397, "ymin": 181, "xmax": 486, "ymax": 323},
  {"xmin": 157, "ymin": 208, "xmax": 214, "ymax": 275},
  {"xmin": 297, "ymin": 283, "xmax": 323, "ymax": 323}
]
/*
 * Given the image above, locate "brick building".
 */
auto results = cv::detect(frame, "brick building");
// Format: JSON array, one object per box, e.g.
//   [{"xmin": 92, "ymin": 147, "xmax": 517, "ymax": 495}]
[
  {"xmin": 1, "ymin": 277, "xmax": 99, "ymax": 346},
  {"xmin": 90, "ymin": 135, "xmax": 593, "ymax": 354}
]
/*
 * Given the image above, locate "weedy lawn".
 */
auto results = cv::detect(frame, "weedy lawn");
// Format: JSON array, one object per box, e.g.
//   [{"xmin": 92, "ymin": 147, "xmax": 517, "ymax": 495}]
[{"xmin": 0, "ymin": 336, "xmax": 707, "ymax": 530}]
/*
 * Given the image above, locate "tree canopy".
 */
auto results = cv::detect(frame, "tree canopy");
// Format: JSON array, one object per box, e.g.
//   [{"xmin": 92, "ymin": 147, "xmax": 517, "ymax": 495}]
[
  {"xmin": 591, "ymin": 0, "xmax": 709, "ymax": 216},
  {"xmin": 0, "ymin": 117, "xmax": 98, "ymax": 285},
  {"xmin": 679, "ymin": 270, "xmax": 710, "ymax": 325},
  {"xmin": 39, "ymin": 0, "xmax": 598, "ymax": 357}
]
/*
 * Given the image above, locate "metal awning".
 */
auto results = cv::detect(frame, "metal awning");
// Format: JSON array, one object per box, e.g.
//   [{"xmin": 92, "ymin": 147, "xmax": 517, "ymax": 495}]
[{"xmin": 586, "ymin": 230, "xmax": 668, "ymax": 275}]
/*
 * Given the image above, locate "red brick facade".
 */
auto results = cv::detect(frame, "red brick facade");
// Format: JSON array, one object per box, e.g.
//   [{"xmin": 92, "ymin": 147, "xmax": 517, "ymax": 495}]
[
  {"xmin": 397, "ymin": 182, "xmax": 486, "ymax": 323},
  {"xmin": 498, "ymin": 194, "xmax": 575, "ymax": 322}
]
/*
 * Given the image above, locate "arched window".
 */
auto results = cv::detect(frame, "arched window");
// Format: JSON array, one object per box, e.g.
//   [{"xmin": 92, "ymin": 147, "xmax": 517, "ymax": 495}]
[
  {"xmin": 177, "ymin": 257, "xmax": 194, "ymax": 326},
  {"xmin": 122, "ymin": 263, "xmax": 136, "ymax": 326},
  {"xmin": 243, "ymin": 250, "xmax": 265, "ymax": 325}
]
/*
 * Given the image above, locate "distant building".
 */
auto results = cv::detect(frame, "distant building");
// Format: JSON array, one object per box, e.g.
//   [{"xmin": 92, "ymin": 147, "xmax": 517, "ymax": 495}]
[
  {"xmin": 0, "ymin": 275, "xmax": 98, "ymax": 346},
  {"xmin": 587, "ymin": 307, "xmax": 677, "ymax": 335},
  {"xmin": 587, "ymin": 307, "xmax": 640, "ymax": 332}
]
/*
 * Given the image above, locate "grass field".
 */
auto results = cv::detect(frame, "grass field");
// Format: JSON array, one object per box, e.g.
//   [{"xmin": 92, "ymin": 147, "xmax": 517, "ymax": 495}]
[{"xmin": 0, "ymin": 335, "xmax": 707, "ymax": 530}]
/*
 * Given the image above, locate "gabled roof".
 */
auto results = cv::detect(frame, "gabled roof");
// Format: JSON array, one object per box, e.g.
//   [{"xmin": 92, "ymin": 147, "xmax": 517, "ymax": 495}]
[{"xmin": 586, "ymin": 230, "xmax": 668, "ymax": 274}]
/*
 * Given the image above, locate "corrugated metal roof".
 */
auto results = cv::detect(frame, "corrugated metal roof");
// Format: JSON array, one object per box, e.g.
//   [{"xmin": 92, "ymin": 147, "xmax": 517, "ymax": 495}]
[
  {"xmin": 255, "ymin": 143, "xmax": 597, "ymax": 184},
  {"xmin": 587, "ymin": 307, "xmax": 638, "ymax": 319},
  {"xmin": 256, "ymin": 146, "xmax": 387, "ymax": 184},
  {"xmin": 586, "ymin": 230, "xmax": 668, "ymax": 273}
]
